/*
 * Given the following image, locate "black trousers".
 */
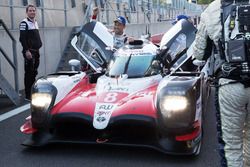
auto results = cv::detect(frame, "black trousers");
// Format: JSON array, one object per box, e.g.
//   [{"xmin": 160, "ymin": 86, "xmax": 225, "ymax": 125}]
[{"xmin": 23, "ymin": 50, "xmax": 40, "ymax": 99}]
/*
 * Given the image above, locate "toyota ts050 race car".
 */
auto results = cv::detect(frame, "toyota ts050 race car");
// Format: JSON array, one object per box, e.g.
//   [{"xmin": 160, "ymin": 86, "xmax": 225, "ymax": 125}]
[{"xmin": 20, "ymin": 20, "xmax": 212, "ymax": 155}]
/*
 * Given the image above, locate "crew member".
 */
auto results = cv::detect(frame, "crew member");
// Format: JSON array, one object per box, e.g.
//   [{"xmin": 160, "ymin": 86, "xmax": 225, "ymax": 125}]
[
  {"xmin": 192, "ymin": 0, "xmax": 250, "ymax": 166},
  {"xmin": 19, "ymin": 4, "xmax": 42, "ymax": 100}
]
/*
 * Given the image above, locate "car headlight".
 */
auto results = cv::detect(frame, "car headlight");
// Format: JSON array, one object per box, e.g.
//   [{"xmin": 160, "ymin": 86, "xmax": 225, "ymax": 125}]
[
  {"xmin": 160, "ymin": 95, "xmax": 188, "ymax": 118},
  {"xmin": 30, "ymin": 79, "xmax": 57, "ymax": 128},
  {"xmin": 31, "ymin": 93, "xmax": 53, "ymax": 109},
  {"xmin": 31, "ymin": 92, "xmax": 54, "ymax": 127}
]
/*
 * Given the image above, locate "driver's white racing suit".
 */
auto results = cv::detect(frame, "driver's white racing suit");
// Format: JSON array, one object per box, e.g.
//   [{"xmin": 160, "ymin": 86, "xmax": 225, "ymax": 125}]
[
  {"xmin": 192, "ymin": 0, "xmax": 250, "ymax": 166},
  {"xmin": 112, "ymin": 32, "xmax": 127, "ymax": 49}
]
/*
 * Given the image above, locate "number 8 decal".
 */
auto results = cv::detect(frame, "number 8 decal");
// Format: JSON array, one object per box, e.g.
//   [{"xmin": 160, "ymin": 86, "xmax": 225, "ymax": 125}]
[{"xmin": 104, "ymin": 93, "xmax": 118, "ymax": 102}]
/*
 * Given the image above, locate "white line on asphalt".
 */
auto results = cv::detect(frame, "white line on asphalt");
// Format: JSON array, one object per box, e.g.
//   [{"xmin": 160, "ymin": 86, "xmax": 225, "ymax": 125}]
[{"xmin": 0, "ymin": 104, "xmax": 30, "ymax": 122}]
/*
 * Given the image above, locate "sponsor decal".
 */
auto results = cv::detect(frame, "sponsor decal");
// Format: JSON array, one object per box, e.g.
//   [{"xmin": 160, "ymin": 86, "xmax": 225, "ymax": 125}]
[
  {"xmin": 117, "ymin": 49, "xmax": 143, "ymax": 55},
  {"xmin": 96, "ymin": 110, "xmax": 110, "ymax": 116},
  {"xmin": 135, "ymin": 91, "xmax": 154, "ymax": 96},
  {"xmin": 73, "ymin": 78, "xmax": 81, "ymax": 83},
  {"xmin": 99, "ymin": 104, "xmax": 114, "ymax": 110},
  {"xmin": 93, "ymin": 102, "xmax": 117, "ymax": 129},
  {"xmin": 96, "ymin": 117, "xmax": 106, "ymax": 122},
  {"xmin": 72, "ymin": 75, "xmax": 82, "ymax": 83},
  {"xmin": 195, "ymin": 95, "xmax": 201, "ymax": 121},
  {"xmin": 108, "ymin": 86, "xmax": 129, "ymax": 92}
]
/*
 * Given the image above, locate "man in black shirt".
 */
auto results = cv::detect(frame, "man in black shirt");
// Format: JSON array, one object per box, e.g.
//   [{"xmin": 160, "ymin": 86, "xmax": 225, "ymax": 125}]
[{"xmin": 19, "ymin": 4, "xmax": 42, "ymax": 100}]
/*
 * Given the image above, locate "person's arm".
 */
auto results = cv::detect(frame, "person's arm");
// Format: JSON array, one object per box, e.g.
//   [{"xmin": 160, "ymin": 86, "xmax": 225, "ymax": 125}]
[
  {"xmin": 192, "ymin": 13, "xmax": 209, "ymax": 60},
  {"xmin": 19, "ymin": 21, "xmax": 29, "ymax": 52},
  {"xmin": 91, "ymin": 7, "xmax": 99, "ymax": 21},
  {"xmin": 19, "ymin": 21, "xmax": 32, "ymax": 59},
  {"xmin": 125, "ymin": 36, "xmax": 135, "ymax": 43}
]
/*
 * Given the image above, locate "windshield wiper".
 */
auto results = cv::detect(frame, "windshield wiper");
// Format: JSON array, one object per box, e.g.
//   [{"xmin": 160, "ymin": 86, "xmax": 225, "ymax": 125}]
[{"xmin": 123, "ymin": 54, "xmax": 132, "ymax": 74}]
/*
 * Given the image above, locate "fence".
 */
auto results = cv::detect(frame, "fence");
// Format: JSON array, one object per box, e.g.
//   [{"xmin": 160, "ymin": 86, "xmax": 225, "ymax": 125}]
[{"xmin": 0, "ymin": 0, "xmax": 203, "ymax": 29}]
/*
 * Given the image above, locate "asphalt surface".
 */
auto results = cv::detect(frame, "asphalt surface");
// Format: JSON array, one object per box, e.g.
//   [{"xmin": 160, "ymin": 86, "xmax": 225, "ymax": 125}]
[
  {"xmin": 0, "ymin": 89, "xmax": 220, "ymax": 167},
  {"xmin": 0, "ymin": 95, "xmax": 29, "ymax": 114}
]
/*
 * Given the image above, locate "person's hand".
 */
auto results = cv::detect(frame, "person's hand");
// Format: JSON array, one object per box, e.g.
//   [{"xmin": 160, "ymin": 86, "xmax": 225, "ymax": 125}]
[
  {"xmin": 92, "ymin": 7, "xmax": 99, "ymax": 16},
  {"xmin": 127, "ymin": 37, "xmax": 135, "ymax": 43},
  {"xmin": 108, "ymin": 29, "xmax": 114, "ymax": 33},
  {"xmin": 25, "ymin": 50, "xmax": 32, "ymax": 60}
]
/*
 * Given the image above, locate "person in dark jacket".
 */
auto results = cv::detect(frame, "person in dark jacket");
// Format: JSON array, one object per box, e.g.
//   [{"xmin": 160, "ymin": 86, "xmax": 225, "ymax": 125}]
[{"xmin": 19, "ymin": 4, "xmax": 42, "ymax": 100}]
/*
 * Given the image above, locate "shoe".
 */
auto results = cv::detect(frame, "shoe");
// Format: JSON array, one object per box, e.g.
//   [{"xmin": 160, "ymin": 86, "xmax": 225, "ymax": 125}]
[
  {"xmin": 24, "ymin": 98, "xmax": 31, "ymax": 102},
  {"xmin": 25, "ymin": 95, "xmax": 31, "ymax": 102}
]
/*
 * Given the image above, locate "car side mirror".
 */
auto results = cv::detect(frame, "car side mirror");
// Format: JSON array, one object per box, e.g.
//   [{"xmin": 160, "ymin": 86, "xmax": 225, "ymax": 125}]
[{"xmin": 68, "ymin": 59, "xmax": 81, "ymax": 71}]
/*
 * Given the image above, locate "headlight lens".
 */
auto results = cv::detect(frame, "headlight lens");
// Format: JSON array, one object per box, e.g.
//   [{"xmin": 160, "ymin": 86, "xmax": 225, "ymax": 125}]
[
  {"xmin": 31, "ymin": 93, "xmax": 53, "ymax": 109},
  {"xmin": 160, "ymin": 95, "xmax": 188, "ymax": 117}
]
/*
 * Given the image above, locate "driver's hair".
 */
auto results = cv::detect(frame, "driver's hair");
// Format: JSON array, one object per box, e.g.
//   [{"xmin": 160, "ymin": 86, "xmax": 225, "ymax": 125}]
[{"xmin": 26, "ymin": 4, "xmax": 36, "ymax": 12}]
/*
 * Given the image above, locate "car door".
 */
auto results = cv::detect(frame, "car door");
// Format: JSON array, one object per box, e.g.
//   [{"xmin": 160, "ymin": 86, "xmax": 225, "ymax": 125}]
[
  {"xmin": 71, "ymin": 21, "xmax": 114, "ymax": 73},
  {"xmin": 159, "ymin": 19, "xmax": 197, "ymax": 70}
]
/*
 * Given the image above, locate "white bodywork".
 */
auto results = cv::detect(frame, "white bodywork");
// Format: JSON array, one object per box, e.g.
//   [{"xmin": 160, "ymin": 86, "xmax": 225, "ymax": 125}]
[
  {"xmin": 96, "ymin": 74, "xmax": 162, "ymax": 95},
  {"xmin": 40, "ymin": 72, "xmax": 86, "ymax": 105},
  {"xmin": 93, "ymin": 74, "xmax": 162, "ymax": 129}
]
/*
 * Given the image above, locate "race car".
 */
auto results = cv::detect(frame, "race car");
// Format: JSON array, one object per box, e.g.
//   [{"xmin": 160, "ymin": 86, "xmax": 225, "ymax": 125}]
[{"xmin": 20, "ymin": 20, "xmax": 211, "ymax": 155}]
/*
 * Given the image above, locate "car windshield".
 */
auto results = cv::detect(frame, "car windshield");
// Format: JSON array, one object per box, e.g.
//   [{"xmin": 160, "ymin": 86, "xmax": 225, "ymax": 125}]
[{"xmin": 106, "ymin": 53, "xmax": 156, "ymax": 78}]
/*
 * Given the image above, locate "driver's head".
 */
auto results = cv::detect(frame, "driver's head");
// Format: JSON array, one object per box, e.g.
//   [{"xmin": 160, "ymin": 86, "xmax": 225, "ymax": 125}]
[
  {"xmin": 113, "ymin": 16, "xmax": 126, "ymax": 35},
  {"xmin": 26, "ymin": 4, "xmax": 37, "ymax": 20}
]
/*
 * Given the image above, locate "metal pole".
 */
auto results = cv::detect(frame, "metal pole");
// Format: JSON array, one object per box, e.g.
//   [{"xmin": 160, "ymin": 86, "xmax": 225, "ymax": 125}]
[
  {"xmin": 13, "ymin": 41, "xmax": 19, "ymax": 92},
  {"xmin": 143, "ymin": 4, "xmax": 145, "ymax": 24},
  {"xmin": 136, "ymin": 0, "xmax": 139, "ymax": 24},
  {"xmin": 147, "ymin": 0, "xmax": 149, "ymax": 23},
  {"xmin": 157, "ymin": 0, "xmax": 159, "ymax": 21},
  {"xmin": 64, "ymin": 0, "xmax": 67, "ymax": 27},
  {"xmin": 41, "ymin": 0, "xmax": 45, "ymax": 27},
  {"xmin": 9, "ymin": 0, "xmax": 14, "ymax": 29},
  {"xmin": 106, "ymin": 0, "xmax": 110, "ymax": 25}
]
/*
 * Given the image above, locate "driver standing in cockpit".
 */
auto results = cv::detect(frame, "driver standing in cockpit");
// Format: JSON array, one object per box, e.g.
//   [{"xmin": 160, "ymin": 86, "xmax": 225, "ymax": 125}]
[{"xmin": 111, "ymin": 16, "xmax": 128, "ymax": 49}]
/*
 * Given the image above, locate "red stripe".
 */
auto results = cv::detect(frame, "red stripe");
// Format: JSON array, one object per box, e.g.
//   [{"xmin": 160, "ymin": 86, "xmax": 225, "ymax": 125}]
[{"xmin": 175, "ymin": 121, "xmax": 201, "ymax": 141}]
